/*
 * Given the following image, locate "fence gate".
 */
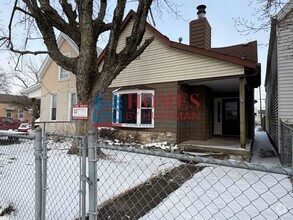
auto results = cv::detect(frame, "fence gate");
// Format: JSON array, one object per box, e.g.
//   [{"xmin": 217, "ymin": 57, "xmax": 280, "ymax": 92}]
[{"xmin": 41, "ymin": 131, "xmax": 86, "ymax": 220}]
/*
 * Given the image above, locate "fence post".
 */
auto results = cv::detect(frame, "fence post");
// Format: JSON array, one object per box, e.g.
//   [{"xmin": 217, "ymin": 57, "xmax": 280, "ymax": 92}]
[
  {"xmin": 41, "ymin": 133, "xmax": 48, "ymax": 220},
  {"xmin": 34, "ymin": 127, "xmax": 43, "ymax": 220},
  {"xmin": 280, "ymin": 120, "xmax": 284, "ymax": 165},
  {"xmin": 88, "ymin": 131, "xmax": 97, "ymax": 220},
  {"xmin": 291, "ymin": 128, "xmax": 293, "ymax": 167},
  {"xmin": 81, "ymin": 137, "xmax": 88, "ymax": 220}
]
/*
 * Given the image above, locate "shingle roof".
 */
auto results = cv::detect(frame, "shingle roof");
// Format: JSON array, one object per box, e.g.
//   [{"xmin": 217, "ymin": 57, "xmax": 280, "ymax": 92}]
[
  {"xmin": 0, "ymin": 94, "xmax": 31, "ymax": 104},
  {"xmin": 98, "ymin": 10, "xmax": 258, "ymax": 69},
  {"xmin": 211, "ymin": 41, "xmax": 258, "ymax": 63}
]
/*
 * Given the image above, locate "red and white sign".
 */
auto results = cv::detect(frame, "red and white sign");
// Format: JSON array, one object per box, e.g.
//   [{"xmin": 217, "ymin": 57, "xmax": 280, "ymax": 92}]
[{"xmin": 72, "ymin": 104, "xmax": 88, "ymax": 120}]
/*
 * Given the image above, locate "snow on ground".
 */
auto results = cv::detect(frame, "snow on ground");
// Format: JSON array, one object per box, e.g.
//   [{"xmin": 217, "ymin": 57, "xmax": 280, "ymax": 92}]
[
  {"xmin": 0, "ymin": 139, "xmax": 35, "ymax": 220},
  {"xmin": 141, "ymin": 129, "xmax": 293, "ymax": 220},
  {"xmin": 1, "ymin": 130, "xmax": 292, "ymax": 220},
  {"xmin": 251, "ymin": 128, "xmax": 280, "ymax": 165},
  {"xmin": 0, "ymin": 139, "xmax": 180, "ymax": 219},
  {"xmin": 96, "ymin": 148, "xmax": 181, "ymax": 204},
  {"xmin": 141, "ymin": 165, "xmax": 293, "ymax": 220}
]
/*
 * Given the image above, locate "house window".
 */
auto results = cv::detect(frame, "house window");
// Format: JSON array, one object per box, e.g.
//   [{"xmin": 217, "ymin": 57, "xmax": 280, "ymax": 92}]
[
  {"xmin": 18, "ymin": 110, "xmax": 24, "ymax": 121},
  {"xmin": 59, "ymin": 67, "xmax": 70, "ymax": 80},
  {"xmin": 6, "ymin": 109, "xmax": 13, "ymax": 117},
  {"xmin": 112, "ymin": 90, "xmax": 154, "ymax": 128},
  {"xmin": 69, "ymin": 92, "xmax": 77, "ymax": 120},
  {"xmin": 58, "ymin": 52, "xmax": 71, "ymax": 80},
  {"xmin": 51, "ymin": 94, "xmax": 57, "ymax": 120}
]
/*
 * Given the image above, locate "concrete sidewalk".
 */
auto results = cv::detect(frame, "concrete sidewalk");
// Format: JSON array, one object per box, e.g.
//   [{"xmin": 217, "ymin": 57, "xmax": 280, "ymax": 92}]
[{"xmin": 251, "ymin": 127, "xmax": 280, "ymax": 165}]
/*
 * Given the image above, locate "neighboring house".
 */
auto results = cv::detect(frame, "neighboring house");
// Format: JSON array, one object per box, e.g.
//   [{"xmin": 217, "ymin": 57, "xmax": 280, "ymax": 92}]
[
  {"xmin": 23, "ymin": 5, "xmax": 260, "ymax": 148},
  {"xmin": 0, "ymin": 94, "xmax": 32, "ymax": 122},
  {"xmin": 265, "ymin": 1, "xmax": 293, "ymax": 154},
  {"xmin": 21, "ymin": 34, "xmax": 80, "ymax": 133}
]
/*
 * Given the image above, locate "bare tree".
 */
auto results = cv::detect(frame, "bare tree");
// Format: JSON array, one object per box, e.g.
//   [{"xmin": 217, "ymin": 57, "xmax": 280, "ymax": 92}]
[
  {"xmin": 234, "ymin": 0, "xmax": 288, "ymax": 35},
  {"xmin": 0, "ymin": 68, "xmax": 11, "ymax": 94},
  {"xmin": 8, "ymin": 56, "xmax": 41, "ymax": 90},
  {"xmin": 0, "ymin": 0, "xmax": 175, "ymax": 136}
]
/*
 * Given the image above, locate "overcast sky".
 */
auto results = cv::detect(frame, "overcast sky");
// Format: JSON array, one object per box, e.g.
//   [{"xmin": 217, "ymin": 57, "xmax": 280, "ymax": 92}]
[{"xmin": 0, "ymin": 0, "xmax": 283, "ymax": 109}]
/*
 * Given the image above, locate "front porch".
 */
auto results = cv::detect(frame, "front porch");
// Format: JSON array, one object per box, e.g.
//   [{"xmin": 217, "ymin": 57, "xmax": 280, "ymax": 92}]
[
  {"xmin": 179, "ymin": 136, "xmax": 252, "ymax": 161},
  {"xmin": 178, "ymin": 76, "xmax": 256, "ymax": 152}
]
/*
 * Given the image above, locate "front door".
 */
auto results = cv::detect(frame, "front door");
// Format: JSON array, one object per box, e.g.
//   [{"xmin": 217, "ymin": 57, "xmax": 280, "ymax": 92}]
[{"xmin": 222, "ymin": 99, "xmax": 240, "ymax": 136}]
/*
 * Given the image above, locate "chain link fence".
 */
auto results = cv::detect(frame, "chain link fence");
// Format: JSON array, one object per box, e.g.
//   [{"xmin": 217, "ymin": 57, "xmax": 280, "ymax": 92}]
[
  {"xmin": 280, "ymin": 120, "xmax": 293, "ymax": 166},
  {"xmin": 0, "ymin": 131, "xmax": 36, "ymax": 219},
  {"xmin": 43, "ymin": 132, "xmax": 83, "ymax": 220},
  {"xmin": 1, "ymin": 130, "xmax": 293, "ymax": 220},
  {"xmin": 96, "ymin": 143, "xmax": 293, "ymax": 220}
]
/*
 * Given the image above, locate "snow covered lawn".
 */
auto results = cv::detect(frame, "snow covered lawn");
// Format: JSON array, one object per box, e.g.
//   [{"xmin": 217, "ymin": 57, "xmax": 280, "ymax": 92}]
[
  {"xmin": 141, "ymin": 165, "xmax": 293, "ymax": 220},
  {"xmin": 0, "ymin": 139, "xmax": 180, "ymax": 219},
  {"xmin": 1, "ymin": 133, "xmax": 293, "ymax": 220}
]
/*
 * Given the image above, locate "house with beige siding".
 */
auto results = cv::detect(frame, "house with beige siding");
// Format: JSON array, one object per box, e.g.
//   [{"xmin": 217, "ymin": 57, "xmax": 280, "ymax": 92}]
[
  {"xmin": 265, "ymin": 0, "xmax": 293, "ymax": 164},
  {"xmin": 21, "ymin": 34, "xmax": 79, "ymax": 133},
  {"xmin": 24, "ymin": 5, "xmax": 260, "ymax": 151}
]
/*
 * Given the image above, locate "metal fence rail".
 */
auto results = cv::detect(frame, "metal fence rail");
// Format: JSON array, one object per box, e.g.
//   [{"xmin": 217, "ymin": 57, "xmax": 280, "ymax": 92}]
[
  {"xmin": 280, "ymin": 120, "xmax": 293, "ymax": 166},
  {"xmin": 96, "ymin": 142, "xmax": 293, "ymax": 220},
  {"xmin": 0, "ymin": 131, "xmax": 36, "ymax": 219}
]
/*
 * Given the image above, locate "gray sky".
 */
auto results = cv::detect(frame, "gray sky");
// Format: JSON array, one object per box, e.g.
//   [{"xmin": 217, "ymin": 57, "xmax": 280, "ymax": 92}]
[{"xmin": 0, "ymin": 0, "xmax": 278, "ymax": 110}]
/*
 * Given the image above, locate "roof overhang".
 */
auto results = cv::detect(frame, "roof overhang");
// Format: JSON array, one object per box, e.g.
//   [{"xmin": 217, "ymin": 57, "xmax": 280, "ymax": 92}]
[
  {"xmin": 276, "ymin": 0, "xmax": 293, "ymax": 21},
  {"xmin": 21, "ymin": 83, "xmax": 41, "ymax": 99}
]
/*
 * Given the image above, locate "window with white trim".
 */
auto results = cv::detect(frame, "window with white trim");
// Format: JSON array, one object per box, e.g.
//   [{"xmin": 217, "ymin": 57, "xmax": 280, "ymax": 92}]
[
  {"xmin": 112, "ymin": 90, "xmax": 154, "ymax": 128},
  {"xmin": 58, "ymin": 52, "xmax": 71, "ymax": 80},
  {"xmin": 18, "ymin": 110, "xmax": 24, "ymax": 121},
  {"xmin": 6, "ymin": 109, "xmax": 13, "ymax": 117},
  {"xmin": 51, "ymin": 94, "xmax": 57, "ymax": 120}
]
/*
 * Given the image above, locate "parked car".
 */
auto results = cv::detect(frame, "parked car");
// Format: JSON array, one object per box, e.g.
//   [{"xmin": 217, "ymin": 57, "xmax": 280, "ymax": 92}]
[
  {"xmin": 17, "ymin": 123, "xmax": 31, "ymax": 132},
  {"xmin": 0, "ymin": 117, "xmax": 21, "ymax": 131},
  {"xmin": 17, "ymin": 119, "xmax": 40, "ymax": 132}
]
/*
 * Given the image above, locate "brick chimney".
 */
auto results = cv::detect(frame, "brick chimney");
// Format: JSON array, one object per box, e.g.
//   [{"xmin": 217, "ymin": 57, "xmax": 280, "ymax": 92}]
[{"xmin": 189, "ymin": 5, "xmax": 211, "ymax": 50}]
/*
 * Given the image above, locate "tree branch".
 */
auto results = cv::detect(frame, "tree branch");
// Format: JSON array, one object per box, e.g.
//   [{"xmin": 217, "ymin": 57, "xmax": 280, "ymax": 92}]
[
  {"xmin": 59, "ymin": 0, "xmax": 78, "ymax": 26},
  {"xmin": 15, "ymin": 6, "xmax": 35, "ymax": 17},
  {"xmin": 19, "ymin": 0, "xmax": 78, "ymax": 72},
  {"xmin": 93, "ymin": 0, "xmax": 107, "ymax": 40},
  {"xmin": 103, "ymin": 0, "xmax": 127, "ymax": 67},
  {"xmin": 37, "ymin": 0, "xmax": 80, "ymax": 46},
  {"xmin": 95, "ymin": 0, "xmax": 154, "ymax": 95}
]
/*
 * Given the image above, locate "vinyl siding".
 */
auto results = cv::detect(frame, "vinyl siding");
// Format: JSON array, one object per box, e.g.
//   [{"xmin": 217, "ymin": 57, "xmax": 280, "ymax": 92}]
[
  {"xmin": 277, "ymin": 10, "xmax": 293, "ymax": 124},
  {"xmin": 110, "ymin": 19, "xmax": 244, "ymax": 88},
  {"xmin": 40, "ymin": 40, "xmax": 77, "ymax": 121}
]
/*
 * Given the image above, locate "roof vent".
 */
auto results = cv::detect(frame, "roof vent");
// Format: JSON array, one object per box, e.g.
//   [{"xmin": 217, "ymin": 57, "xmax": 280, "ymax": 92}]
[{"xmin": 197, "ymin": 5, "xmax": 206, "ymax": 18}]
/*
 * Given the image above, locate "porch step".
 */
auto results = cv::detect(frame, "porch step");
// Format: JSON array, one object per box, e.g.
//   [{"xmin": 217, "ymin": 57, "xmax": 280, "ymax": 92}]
[
  {"xmin": 178, "ymin": 143, "xmax": 251, "ymax": 161},
  {"xmin": 182, "ymin": 151, "xmax": 225, "ymax": 159}
]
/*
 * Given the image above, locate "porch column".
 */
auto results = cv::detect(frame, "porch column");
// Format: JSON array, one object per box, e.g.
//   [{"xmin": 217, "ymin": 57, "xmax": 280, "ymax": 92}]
[{"xmin": 239, "ymin": 77, "xmax": 246, "ymax": 148}]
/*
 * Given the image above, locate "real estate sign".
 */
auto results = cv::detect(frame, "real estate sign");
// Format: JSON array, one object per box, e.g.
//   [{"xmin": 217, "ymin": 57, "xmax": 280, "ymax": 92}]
[{"xmin": 72, "ymin": 104, "xmax": 88, "ymax": 120}]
